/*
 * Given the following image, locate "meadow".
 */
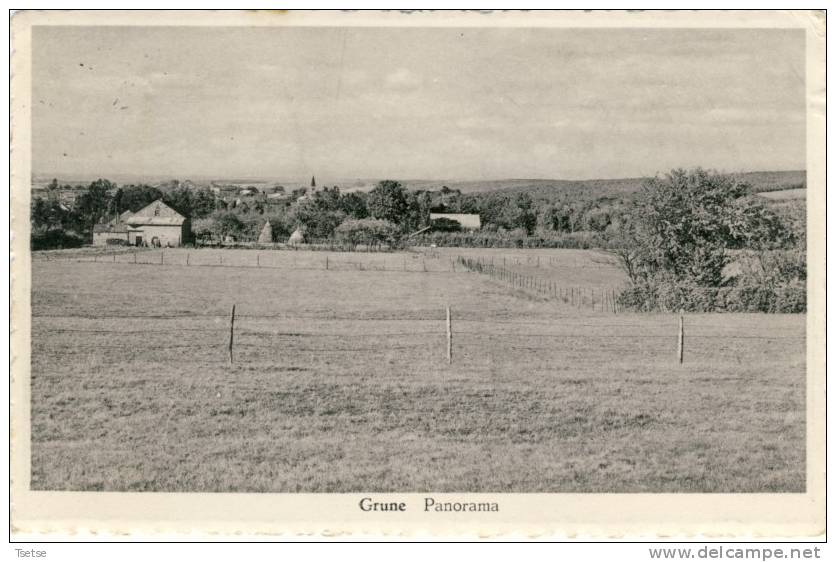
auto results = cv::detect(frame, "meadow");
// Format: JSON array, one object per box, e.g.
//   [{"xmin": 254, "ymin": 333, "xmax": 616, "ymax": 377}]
[
  {"xmin": 758, "ymin": 188, "xmax": 807, "ymax": 200},
  {"xmin": 30, "ymin": 248, "xmax": 805, "ymax": 492}
]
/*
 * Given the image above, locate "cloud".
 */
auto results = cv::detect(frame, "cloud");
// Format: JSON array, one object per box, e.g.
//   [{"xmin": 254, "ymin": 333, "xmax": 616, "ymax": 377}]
[
  {"xmin": 455, "ymin": 115, "xmax": 508, "ymax": 129},
  {"xmin": 384, "ymin": 68, "xmax": 422, "ymax": 90}
]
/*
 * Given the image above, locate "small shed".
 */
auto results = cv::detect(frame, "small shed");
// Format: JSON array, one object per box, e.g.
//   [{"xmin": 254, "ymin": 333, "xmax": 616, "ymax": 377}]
[
  {"xmin": 429, "ymin": 213, "xmax": 481, "ymax": 231},
  {"xmin": 92, "ymin": 222, "xmax": 130, "ymax": 246}
]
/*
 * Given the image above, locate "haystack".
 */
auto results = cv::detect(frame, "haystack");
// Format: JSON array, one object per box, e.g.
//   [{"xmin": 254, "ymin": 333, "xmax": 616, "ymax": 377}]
[
  {"xmin": 258, "ymin": 220, "xmax": 273, "ymax": 244},
  {"xmin": 288, "ymin": 227, "xmax": 305, "ymax": 245}
]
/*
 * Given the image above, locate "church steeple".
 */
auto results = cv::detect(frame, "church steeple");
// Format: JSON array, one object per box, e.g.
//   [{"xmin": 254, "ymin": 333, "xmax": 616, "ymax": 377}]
[{"xmin": 310, "ymin": 175, "xmax": 316, "ymax": 188}]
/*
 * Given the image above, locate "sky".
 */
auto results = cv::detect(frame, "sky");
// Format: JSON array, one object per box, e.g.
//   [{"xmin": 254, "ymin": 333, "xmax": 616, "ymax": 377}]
[{"xmin": 31, "ymin": 26, "xmax": 806, "ymax": 182}]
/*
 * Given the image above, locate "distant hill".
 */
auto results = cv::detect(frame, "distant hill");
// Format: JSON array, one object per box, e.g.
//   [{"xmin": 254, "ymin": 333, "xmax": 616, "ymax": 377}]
[
  {"xmin": 401, "ymin": 170, "xmax": 806, "ymax": 195},
  {"xmin": 403, "ymin": 170, "xmax": 806, "ymax": 199},
  {"xmin": 33, "ymin": 170, "xmax": 805, "ymax": 201},
  {"xmin": 738, "ymin": 170, "xmax": 806, "ymax": 192}
]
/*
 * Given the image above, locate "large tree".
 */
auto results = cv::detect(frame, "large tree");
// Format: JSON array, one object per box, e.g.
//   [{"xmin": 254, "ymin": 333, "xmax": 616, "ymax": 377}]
[
  {"xmin": 612, "ymin": 168, "xmax": 781, "ymax": 287},
  {"xmin": 119, "ymin": 184, "xmax": 164, "ymax": 213},
  {"xmin": 288, "ymin": 196, "xmax": 345, "ymax": 239},
  {"xmin": 74, "ymin": 178, "xmax": 116, "ymax": 228},
  {"xmin": 367, "ymin": 180, "xmax": 408, "ymax": 225},
  {"xmin": 163, "ymin": 186, "xmax": 216, "ymax": 218},
  {"xmin": 338, "ymin": 192, "xmax": 369, "ymax": 219}
]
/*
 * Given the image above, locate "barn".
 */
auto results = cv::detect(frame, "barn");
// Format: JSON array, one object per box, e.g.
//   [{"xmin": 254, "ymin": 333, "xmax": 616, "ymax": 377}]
[
  {"xmin": 126, "ymin": 200, "xmax": 192, "ymax": 247},
  {"xmin": 92, "ymin": 200, "xmax": 192, "ymax": 247},
  {"xmin": 429, "ymin": 213, "xmax": 481, "ymax": 231}
]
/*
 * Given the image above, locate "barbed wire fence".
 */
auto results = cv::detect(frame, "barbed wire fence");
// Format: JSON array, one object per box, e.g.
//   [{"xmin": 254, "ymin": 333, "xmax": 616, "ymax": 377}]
[
  {"xmin": 43, "ymin": 247, "xmax": 625, "ymax": 276},
  {"xmin": 455, "ymin": 256, "xmax": 624, "ymax": 312},
  {"xmin": 34, "ymin": 306, "xmax": 804, "ymax": 367},
  {"xmin": 40, "ymin": 249, "xmax": 802, "ymax": 314}
]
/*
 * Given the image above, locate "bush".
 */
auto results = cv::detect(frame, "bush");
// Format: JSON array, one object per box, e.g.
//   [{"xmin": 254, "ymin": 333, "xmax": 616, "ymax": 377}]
[
  {"xmin": 616, "ymin": 281, "xmax": 806, "ymax": 313},
  {"xmin": 412, "ymin": 229, "xmax": 608, "ymax": 249},
  {"xmin": 212, "ymin": 212, "xmax": 245, "ymax": 240},
  {"xmin": 31, "ymin": 228, "xmax": 86, "ymax": 250},
  {"xmin": 334, "ymin": 218, "xmax": 400, "ymax": 245}
]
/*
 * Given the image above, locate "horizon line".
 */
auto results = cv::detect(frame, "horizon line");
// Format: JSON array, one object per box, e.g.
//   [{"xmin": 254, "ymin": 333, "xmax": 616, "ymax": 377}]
[{"xmin": 31, "ymin": 167, "xmax": 808, "ymax": 186}]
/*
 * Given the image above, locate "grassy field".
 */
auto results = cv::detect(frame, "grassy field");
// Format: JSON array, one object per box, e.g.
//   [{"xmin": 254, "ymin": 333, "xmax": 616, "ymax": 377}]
[
  {"xmin": 758, "ymin": 188, "xmax": 807, "ymax": 200},
  {"xmin": 30, "ymin": 248, "xmax": 805, "ymax": 492}
]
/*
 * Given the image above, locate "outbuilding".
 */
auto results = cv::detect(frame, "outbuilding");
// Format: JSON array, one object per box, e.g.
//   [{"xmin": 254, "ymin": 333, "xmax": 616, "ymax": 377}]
[
  {"xmin": 92, "ymin": 222, "xmax": 131, "ymax": 246},
  {"xmin": 93, "ymin": 199, "xmax": 192, "ymax": 247},
  {"xmin": 429, "ymin": 213, "xmax": 481, "ymax": 231}
]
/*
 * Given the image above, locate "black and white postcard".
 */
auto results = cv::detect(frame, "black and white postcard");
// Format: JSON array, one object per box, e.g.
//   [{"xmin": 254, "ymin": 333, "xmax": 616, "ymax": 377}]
[{"xmin": 9, "ymin": 9, "xmax": 826, "ymax": 538}]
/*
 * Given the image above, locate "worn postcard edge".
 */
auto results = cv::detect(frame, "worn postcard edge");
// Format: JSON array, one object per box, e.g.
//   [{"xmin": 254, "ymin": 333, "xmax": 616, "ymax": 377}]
[{"xmin": 8, "ymin": 9, "xmax": 827, "ymax": 539}]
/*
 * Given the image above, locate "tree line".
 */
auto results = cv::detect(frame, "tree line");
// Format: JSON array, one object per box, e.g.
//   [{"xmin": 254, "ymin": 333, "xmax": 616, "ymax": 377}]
[
  {"xmin": 32, "ymin": 176, "xmax": 641, "ymax": 250},
  {"xmin": 31, "ymin": 169, "xmax": 805, "ymax": 312}
]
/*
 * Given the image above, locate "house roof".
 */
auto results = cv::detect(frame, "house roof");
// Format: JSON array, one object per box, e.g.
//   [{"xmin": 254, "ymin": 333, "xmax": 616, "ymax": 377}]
[
  {"xmin": 126, "ymin": 199, "xmax": 187, "ymax": 226},
  {"xmin": 105, "ymin": 210, "xmax": 134, "ymax": 227},
  {"xmin": 93, "ymin": 223, "xmax": 129, "ymax": 233},
  {"xmin": 429, "ymin": 213, "xmax": 482, "ymax": 229}
]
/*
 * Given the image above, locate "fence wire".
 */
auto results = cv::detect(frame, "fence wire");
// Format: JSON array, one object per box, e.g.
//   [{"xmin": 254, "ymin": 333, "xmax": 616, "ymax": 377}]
[{"xmin": 33, "ymin": 306, "xmax": 805, "ymax": 368}]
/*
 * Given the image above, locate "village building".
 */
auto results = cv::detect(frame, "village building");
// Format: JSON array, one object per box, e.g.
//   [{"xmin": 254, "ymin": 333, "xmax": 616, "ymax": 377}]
[
  {"xmin": 92, "ymin": 221, "xmax": 131, "ymax": 246},
  {"xmin": 297, "ymin": 175, "xmax": 319, "ymax": 200},
  {"xmin": 429, "ymin": 213, "xmax": 482, "ymax": 231},
  {"xmin": 92, "ymin": 199, "xmax": 192, "ymax": 247}
]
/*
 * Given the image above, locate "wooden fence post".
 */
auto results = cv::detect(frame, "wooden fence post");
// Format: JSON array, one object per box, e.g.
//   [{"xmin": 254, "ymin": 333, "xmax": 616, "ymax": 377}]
[
  {"xmin": 186, "ymin": 253, "xmax": 190, "ymax": 266},
  {"xmin": 677, "ymin": 312, "xmax": 684, "ymax": 364},
  {"xmin": 161, "ymin": 251, "xmax": 164, "ymax": 265},
  {"xmin": 134, "ymin": 252, "xmax": 137, "ymax": 264},
  {"xmin": 446, "ymin": 305, "xmax": 453, "ymax": 365},
  {"xmin": 325, "ymin": 255, "xmax": 329, "ymax": 270},
  {"xmin": 228, "ymin": 304, "xmax": 236, "ymax": 365},
  {"xmin": 257, "ymin": 253, "xmax": 260, "ymax": 267}
]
